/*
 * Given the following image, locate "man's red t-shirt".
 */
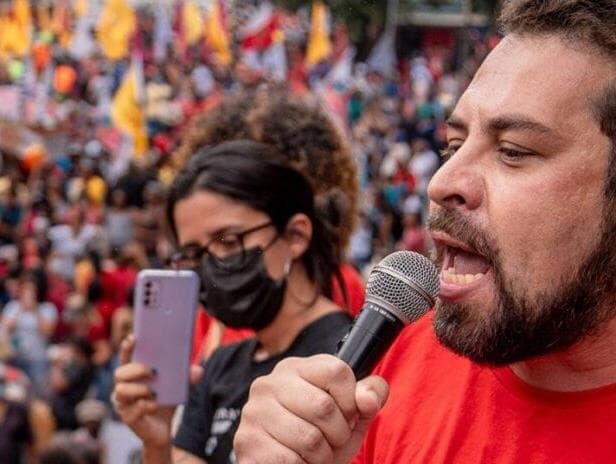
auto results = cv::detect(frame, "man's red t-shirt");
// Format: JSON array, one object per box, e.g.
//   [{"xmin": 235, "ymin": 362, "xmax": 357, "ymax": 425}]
[{"xmin": 354, "ymin": 313, "xmax": 616, "ymax": 463}]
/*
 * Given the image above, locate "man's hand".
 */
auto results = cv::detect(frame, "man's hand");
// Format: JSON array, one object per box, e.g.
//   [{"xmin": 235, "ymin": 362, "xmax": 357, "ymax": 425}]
[{"xmin": 234, "ymin": 354, "xmax": 389, "ymax": 464}]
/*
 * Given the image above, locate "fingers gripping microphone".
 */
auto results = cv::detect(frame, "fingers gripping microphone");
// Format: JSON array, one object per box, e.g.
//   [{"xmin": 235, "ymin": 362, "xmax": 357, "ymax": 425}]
[{"xmin": 336, "ymin": 251, "xmax": 440, "ymax": 379}]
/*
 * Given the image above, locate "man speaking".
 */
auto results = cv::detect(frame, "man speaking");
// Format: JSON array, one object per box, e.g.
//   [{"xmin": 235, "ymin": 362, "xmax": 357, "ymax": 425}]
[{"xmin": 234, "ymin": 0, "xmax": 616, "ymax": 462}]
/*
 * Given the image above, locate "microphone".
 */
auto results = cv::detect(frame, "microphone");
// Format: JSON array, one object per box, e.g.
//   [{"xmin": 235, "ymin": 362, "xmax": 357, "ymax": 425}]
[{"xmin": 336, "ymin": 251, "xmax": 439, "ymax": 379}]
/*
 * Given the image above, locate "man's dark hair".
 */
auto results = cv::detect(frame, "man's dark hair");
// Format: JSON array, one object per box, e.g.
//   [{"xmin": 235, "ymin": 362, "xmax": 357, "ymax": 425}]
[{"xmin": 499, "ymin": 0, "xmax": 616, "ymax": 199}]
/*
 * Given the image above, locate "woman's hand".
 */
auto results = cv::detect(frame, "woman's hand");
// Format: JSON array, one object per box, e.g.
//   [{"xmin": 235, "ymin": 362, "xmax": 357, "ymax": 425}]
[{"xmin": 113, "ymin": 335, "xmax": 176, "ymax": 451}]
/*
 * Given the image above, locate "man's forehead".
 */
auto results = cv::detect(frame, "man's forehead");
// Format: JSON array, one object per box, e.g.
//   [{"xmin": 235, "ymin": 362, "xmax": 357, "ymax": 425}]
[
  {"xmin": 477, "ymin": 34, "xmax": 609, "ymax": 88},
  {"xmin": 453, "ymin": 34, "xmax": 613, "ymax": 135}
]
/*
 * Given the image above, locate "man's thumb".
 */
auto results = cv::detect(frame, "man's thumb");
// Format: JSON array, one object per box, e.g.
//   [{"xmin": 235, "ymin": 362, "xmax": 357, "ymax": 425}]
[
  {"xmin": 354, "ymin": 375, "xmax": 389, "ymax": 431},
  {"xmin": 335, "ymin": 375, "xmax": 389, "ymax": 463}
]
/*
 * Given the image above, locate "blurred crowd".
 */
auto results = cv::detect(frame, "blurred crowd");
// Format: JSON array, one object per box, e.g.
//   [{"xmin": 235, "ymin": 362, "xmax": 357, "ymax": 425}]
[{"xmin": 0, "ymin": 1, "xmax": 499, "ymax": 462}]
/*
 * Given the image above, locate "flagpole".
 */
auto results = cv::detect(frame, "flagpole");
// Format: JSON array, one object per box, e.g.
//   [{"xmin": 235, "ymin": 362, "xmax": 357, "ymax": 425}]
[
  {"xmin": 366, "ymin": 0, "xmax": 398, "ymax": 77},
  {"xmin": 385, "ymin": 0, "xmax": 399, "ymax": 34}
]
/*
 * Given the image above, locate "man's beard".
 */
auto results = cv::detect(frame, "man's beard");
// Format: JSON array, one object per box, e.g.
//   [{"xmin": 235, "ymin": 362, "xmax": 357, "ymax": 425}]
[{"xmin": 428, "ymin": 207, "xmax": 616, "ymax": 366}]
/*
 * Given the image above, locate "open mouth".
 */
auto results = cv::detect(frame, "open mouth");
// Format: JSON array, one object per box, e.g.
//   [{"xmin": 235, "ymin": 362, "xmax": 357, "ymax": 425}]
[
  {"xmin": 431, "ymin": 231, "xmax": 491, "ymax": 289},
  {"xmin": 440, "ymin": 244, "xmax": 491, "ymax": 285}
]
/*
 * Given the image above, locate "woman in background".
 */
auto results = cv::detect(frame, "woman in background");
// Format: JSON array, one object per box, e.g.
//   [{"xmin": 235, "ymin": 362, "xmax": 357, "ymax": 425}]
[
  {"xmin": 113, "ymin": 140, "xmax": 352, "ymax": 463},
  {"xmin": 172, "ymin": 88, "xmax": 365, "ymax": 361}
]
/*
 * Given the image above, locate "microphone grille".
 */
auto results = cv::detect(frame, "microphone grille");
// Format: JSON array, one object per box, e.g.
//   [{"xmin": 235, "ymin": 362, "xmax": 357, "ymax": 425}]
[{"xmin": 365, "ymin": 251, "xmax": 440, "ymax": 324}]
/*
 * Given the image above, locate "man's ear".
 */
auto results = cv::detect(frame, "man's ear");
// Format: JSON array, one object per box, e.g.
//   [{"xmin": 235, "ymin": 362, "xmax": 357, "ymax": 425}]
[{"xmin": 284, "ymin": 213, "xmax": 313, "ymax": 259}]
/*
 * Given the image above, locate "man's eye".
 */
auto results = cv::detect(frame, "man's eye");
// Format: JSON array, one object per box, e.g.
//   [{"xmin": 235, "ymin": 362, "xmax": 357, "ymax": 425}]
[{"xmin": 498, "ymin": 147, "xmax": 533, "ymax": 164}]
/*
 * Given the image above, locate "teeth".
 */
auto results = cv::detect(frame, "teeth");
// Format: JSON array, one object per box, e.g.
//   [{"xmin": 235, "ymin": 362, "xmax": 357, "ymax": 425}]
[{"xmin": 441, "ymin": 268, "xmax": 484, "ymax": 285}]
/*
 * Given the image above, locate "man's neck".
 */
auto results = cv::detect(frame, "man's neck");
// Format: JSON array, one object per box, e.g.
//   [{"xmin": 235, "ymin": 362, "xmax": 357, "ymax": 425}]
[{"xmin": 510, "ymin": 316, "xmax": 616, "ymax": 392}]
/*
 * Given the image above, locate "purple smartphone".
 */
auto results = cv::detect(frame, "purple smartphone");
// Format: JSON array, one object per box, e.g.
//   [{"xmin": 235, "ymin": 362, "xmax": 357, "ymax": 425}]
[{"xmin": 132, "ymin": 269, "xmax": 200, "ymax": 405}]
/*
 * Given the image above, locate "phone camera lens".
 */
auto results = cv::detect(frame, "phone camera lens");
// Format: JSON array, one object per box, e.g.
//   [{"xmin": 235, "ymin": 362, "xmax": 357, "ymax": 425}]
[
  {"xmin": 144, "ymin": 298, "xmax": 150, "ymax": 306},
  {"xmin": 145, "ymin": 281, "xmax": 152, "ymax": 288}
]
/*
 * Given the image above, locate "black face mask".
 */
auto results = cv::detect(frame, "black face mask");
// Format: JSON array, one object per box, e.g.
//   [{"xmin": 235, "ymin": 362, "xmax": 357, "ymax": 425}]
[{"xmin": 198, "ymin": 246, "xmax": 289, "ymax": 330}]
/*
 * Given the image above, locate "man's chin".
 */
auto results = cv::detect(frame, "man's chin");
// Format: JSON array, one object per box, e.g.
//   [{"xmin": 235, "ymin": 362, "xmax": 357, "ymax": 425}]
[{"xmin": 432, "ymin": 302, "xmax": 529, "ymax": 366}]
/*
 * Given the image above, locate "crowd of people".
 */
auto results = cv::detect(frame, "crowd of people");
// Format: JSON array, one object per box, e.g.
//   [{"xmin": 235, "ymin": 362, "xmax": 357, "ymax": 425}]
[{"xmin": 0, "ymin": 1, "xmax": 500, "ymax": 463}]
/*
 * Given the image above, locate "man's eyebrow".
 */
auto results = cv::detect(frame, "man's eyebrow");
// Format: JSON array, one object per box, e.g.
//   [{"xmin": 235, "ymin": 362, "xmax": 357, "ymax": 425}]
[
  {"xmin": 487, "ymin": 115, "xmax": 554, "ymax": 135},
  {"xmin": 445, "ymin": 115, "xmax": 467, "ymax": 132},
  {"xmin": 446, "ymin": 114, "xmax": 555, "ymax": 136}
]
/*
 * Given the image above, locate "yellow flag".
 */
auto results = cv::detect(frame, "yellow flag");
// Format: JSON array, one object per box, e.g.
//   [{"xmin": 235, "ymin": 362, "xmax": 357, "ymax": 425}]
[
  {"xmin": 111, "ymin": 62, "xmax": 148, "ymax": 157},
  {"xmin": 183, "ymin": 0, "xmax": 203, "ymax": 46},
  {"xmin": 96, "ymin": 0, "xmax": 136, "ymax": 61},
  {"xmin": 0, "ymin": 14, "xmax": 11, "ymax": 58},
  {"xmin": 13, "ymin": 0, "xmax": 31, "ymax": 30},
  {"xmin": 0, "ymin": 0, "xmax": 33, "ymax": 57},
  {"xmin": 204, "ymin": 0, "xmax": 231, "ymax": 66},
  {"xmin": 306, "ymin": 1, "xmax": 332, "ymax": 68}
]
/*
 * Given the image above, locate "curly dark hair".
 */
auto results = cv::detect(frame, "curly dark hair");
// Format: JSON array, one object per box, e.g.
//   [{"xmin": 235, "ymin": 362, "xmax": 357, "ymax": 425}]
[
  {"xmin": 172, "ymin": 93, "xmax": 253, "ymax": 165},
  {"xmin": 171, "ymin": 87, "xmax": 359, "ymax": 252}
]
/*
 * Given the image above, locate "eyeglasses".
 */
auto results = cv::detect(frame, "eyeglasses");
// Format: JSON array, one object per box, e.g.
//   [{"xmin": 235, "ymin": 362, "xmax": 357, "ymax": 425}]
[{"xmin": 170, "ymin": 221, "xmax": 275, "ymax": 271}]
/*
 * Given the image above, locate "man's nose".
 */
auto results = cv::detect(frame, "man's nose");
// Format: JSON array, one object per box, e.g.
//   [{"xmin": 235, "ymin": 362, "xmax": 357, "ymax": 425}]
[{"xmin": 427, "ymin": 148, "xmax": 484, "ymax": 212}]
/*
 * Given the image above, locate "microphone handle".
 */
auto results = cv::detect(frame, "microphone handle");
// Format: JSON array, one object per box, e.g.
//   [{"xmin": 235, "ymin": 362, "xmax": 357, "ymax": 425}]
[{"xmin": 336, "ymin": 302, "xmax": 405, "ymax": 380}]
